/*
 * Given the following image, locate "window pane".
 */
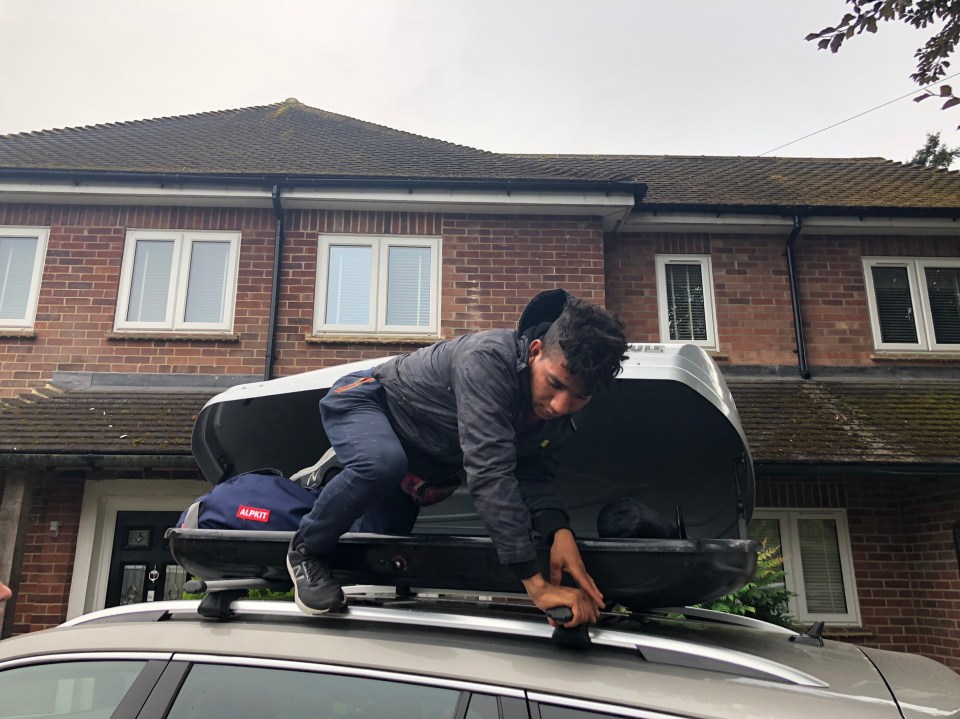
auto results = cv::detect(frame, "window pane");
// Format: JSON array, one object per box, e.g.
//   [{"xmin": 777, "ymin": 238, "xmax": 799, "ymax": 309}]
[
  {"xmin": 165, "ymin": 563, "xmax": 188, "ymax": 601},
  {"xmin": 466, "ymin": 694, "xmax": 499, "ymax": 719},
  {"xmin": 119, "ymin": 564, "xmax": 146, "ymax": 605},
  {"xmin": 924, "ymin": 266, "xmax": 960, "ymax": 345},
  {"xmin": 748, "ymin": 517, "xmax": 782, "ymax": 548},
  {"xmin": 0, "ymin": 660, "xmax": 146, "ymax": 718},
  {"xmin": 167, "ymin": 664, "xmax": 460, "ymax": 719},
  {"xmin": 871, "ymin": 266, "xmax": 918, "ymax": 343},
  {"xmin": 127, "ymin": 240, "xmax": 174, "ymax": 322},
  {"xmin": 539, "ymin": 705, "xmax": 624, "ymax": 719},
  {"xmin": 0, "ymin": 236, "xmax": 38, "ymax": 321},
  {"xmin": 184, "ymin": 240, "xmax": 230, "ymax": 323},
  {"xmin": 326, "ymin": 245, "xmax": 372, "ymax": 325},
  {"xmin": 387, "ymin": 245, "xmax": 431, "ymax": 326},
  {"xmin": 665, "ymin": 263, "xmax": 707, "ymax": 341},
  {"xmin": 797, "ymin": 518, "xmax": 847, "ymax": 614}
]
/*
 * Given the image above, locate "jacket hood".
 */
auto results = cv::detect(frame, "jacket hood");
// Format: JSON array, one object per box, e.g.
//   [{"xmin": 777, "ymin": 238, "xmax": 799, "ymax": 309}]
[{"xmin": 517, "ymin": 289, "xmax": 572, "ymax": 339}]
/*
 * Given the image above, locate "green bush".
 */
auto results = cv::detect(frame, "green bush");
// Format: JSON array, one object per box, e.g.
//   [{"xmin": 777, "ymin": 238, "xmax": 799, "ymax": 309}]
[
  {"xmin": 182, "ymin": 583, "xmax": 293, "ymax": 601},
  {"xmin": 696, "ymin": 541, "xmax": 795, "ymax": 628}
]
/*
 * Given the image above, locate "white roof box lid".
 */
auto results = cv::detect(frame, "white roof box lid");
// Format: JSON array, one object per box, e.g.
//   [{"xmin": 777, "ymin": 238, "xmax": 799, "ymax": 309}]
[{"xmin": 192, "ymin": 343, "xmax": 753, "ymax": 542}]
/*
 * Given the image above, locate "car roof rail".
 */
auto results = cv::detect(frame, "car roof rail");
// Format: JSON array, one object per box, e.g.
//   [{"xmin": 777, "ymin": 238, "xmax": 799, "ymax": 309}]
[{"xmin": 62, "ymin": 599, "xmax": 826, "ymax": 688}]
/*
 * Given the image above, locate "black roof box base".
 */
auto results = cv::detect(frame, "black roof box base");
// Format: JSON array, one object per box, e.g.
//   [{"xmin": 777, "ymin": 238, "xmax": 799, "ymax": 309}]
[{"xmin": 167, "ymin": 529, "xmax": 759, "ymax": 610}]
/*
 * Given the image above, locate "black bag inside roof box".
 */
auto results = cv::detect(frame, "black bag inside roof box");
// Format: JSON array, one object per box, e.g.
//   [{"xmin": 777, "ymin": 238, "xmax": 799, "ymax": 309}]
[{"xmin": 168, "ymin": 343, "xmax": 759, "ymax": 609}]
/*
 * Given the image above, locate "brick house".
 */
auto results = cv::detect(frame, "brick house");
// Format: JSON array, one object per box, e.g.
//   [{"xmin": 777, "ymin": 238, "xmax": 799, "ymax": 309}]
[{"xmin": 1, "ymin": 99, "xmax": 958, "ymax": 670}]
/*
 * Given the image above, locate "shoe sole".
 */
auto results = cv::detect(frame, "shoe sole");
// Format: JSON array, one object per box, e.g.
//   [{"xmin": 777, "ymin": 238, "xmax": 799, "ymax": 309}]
[{"xmin": 286, "ymin": 553, "xmax": 346, "ymax": 616}]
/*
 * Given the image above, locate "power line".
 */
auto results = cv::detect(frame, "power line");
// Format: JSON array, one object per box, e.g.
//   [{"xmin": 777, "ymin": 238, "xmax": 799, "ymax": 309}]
[{"xmin": 756, "ymin": 72, "xmax": 960, "ymax": 157}]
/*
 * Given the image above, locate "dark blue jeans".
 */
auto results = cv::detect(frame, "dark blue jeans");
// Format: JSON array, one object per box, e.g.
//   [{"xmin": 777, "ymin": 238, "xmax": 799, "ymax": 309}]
[{"xmin": 298, "ymin": 370, "xmax": 419, "ymax": 556}]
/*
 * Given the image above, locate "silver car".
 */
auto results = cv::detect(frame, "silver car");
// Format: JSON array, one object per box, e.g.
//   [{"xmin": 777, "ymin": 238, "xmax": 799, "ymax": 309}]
[
  {"xmin": 1, "ymin": 595, "xmax": 959, "ymax": 719},
  {"xmin": 2, "ymin": 344, "xmax": 958, "ymax": 717}
]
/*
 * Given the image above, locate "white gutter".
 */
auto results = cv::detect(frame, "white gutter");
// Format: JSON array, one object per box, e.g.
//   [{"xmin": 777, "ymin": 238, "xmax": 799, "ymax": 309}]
[
  {"xmin": 0, "ymin": 180, "xmax": 635, "ymax": 232},
  {"xmin": 621, "ymin": 211, "xmax": 960, "ymax": 236}
]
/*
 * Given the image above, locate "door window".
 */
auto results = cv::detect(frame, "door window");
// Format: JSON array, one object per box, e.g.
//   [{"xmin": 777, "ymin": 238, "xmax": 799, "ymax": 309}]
[
  {"xmin": 0, "ymin": 660, "xmax": 146, "ymax": 718},
  {"xmin": 166, "ymin": 663, "xmax": 461, "ymax": 719}
]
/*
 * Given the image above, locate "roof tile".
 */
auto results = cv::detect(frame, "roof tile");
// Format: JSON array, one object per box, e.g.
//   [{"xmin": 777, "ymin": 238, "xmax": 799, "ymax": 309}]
[
  {"xmin": 2, "ymin": 100, "xmax": 959, "ymax": 209},
  {"xmin": 1, "ymin": 381, "xmax": 958, "ymax": 467}
]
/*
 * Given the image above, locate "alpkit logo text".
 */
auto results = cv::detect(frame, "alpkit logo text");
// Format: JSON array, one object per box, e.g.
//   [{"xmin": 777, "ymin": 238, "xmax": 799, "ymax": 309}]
[{"xmin": 236, "ymin": 505, "xmax": 270, "ymax": 523}]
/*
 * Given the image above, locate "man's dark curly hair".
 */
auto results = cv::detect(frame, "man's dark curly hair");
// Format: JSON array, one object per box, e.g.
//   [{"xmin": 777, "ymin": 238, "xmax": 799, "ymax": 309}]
[{"xmin": 541, "ymin": 299, "xmax": 628, "ymax": 395}]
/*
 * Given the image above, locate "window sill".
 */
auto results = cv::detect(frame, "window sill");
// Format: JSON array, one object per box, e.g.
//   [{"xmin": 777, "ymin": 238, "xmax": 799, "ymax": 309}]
[
  {"xmin": 306, "ymin": 334, "xmax": 439, "ymax": 347},
  {"xmin": 870, "ymin": 352, "xmax": 959, "ymax": 363},
  {"xmin": 107, "ymin": 332, "xmax": 240, "ymax": 342},
  {"xmin": 0, "ymin": 329, "xmax": 37, "ymax": 339},
  {"xmin": 707, "ymin": 351, "xmax": 729, "ymax": 361}
]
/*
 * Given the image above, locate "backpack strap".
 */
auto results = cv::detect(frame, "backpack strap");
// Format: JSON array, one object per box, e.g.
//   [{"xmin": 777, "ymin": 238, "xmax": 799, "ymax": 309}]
[{"xmin": 181, "ymin": 501, "xmax": 202, "ymax": 529}]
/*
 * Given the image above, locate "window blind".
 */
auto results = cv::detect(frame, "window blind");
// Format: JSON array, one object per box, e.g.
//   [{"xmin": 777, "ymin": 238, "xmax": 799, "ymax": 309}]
[
  {"xmin": 924, "ymin": 266, "xmax": 960, "ymax": 345},
  {"xmin": 665, "ymin": 263, "xmax": 707, "ymax": 341},
  {"xmin": 386, "ymin": 246, "xmax": 431, "ymax": 327},
  {"xmin": 871, "ymin": 266, "xmax": 918, "ymax": 343},
  {"xmin": 0, "ymin": 236, "xmax": 38, "ymax": 321},
  {"xmin": 326, "ymin": 245, "xmax": 372, "ymax": 326},
  {"xmin": 184, "ymin": 241, "xmax": 230, "ymax": 324},
  {"xmin": 797, "ymin": 518, "xmax": 847, "ymax": 614},
  {"xmin": 127, "ymin": 240, "xmax": 174, "ymax": 322}
]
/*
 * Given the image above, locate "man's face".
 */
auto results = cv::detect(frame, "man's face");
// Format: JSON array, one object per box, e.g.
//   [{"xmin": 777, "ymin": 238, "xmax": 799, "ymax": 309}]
[{"xmin": 527, "ymin": 339, "xmax": 592, "ymax": 421}]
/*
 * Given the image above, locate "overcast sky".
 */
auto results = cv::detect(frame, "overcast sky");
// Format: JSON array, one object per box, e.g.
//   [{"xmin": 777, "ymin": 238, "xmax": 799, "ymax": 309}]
[{"xmin": 2, "ymin": 0, "xmax": 958, "ymax": 163}]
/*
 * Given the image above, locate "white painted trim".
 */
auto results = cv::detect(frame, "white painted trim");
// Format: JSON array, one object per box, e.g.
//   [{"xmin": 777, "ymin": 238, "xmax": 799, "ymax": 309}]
[
  {"xmin": 862, "ymin": 256, "xmax": 960, "ymax": 353},
  {"xmin": 66, "ymin": 478, "xmax": 209, "ymax": 619},
  {"xmin": 114, "ymin": 229, "xmax": 241, "ymax": 333},
  {"xmin": 0, "ymin": 226, "xmax": 49, "ymax": 329},
  {"xmin": 0, "ymin": 181, "xmax": 634, "ymax": 231},
  {"xmin": 315, "ymin": 234, "xmax": 441, "ymax": 336},
  {"xmin": 622, "ymin": 211, "xmax": 960, "ymax": 236},
  {"xmin": 655, "ymin": 254, "xmax": 718, "ymax": 350},
  {"xmin": 752, "ymin": 508, "xmax": 861, "ymax": 626}
]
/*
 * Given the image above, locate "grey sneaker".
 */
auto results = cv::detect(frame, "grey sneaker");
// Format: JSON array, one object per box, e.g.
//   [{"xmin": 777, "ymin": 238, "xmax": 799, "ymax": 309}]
[
  {"xmin": 286, "ymin": 533, "xmax": 345, "ymax": 615},
  {"xmin": 291, "ymin": 447, "xmax": 342, "ymax": 490}
]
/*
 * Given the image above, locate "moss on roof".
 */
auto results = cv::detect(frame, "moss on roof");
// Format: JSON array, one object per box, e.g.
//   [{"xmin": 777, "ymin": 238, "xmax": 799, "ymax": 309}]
[{"xmin": 2, "ymin": 380, "xmax": 958, "ymax": 467}]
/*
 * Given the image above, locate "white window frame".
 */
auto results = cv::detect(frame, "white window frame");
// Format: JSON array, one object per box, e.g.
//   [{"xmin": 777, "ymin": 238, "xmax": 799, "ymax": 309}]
[
  {"xmin": 751, "ymin": 508, "xmax": 861, "ymax": 626},
  {"xmin": 314, "ymin": 234, "xmax": 441, "ymax": 336},
  {"xmin": 862, "ymin": 256, "xmax": 960, "ymax": 352},
  {"xmin": 114, "ymin": 230, "xmax": 241, "ymax": 333},
  {"xmin": 0, "ymin": 226, "xmax": 50, "ymax": 329},
  {"xmin": 655, "ymin": 254, "xmax": 718, "ymax": 349}
]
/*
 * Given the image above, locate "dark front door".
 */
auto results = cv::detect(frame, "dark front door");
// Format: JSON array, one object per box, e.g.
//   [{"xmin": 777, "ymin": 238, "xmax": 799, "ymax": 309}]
[{"xmin": 105, "ymin": 511, "xmax": 186, "ymax": 608}]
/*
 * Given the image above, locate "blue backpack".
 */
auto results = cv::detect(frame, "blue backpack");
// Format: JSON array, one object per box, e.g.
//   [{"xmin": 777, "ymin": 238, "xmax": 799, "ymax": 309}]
[{"xmin": 178, "ymin": 469, "xmax": 319, "ymax": 531}]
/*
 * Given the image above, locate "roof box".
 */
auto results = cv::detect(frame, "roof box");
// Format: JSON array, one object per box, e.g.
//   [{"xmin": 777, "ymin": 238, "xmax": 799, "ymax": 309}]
[{"xmin": 192, "ymin": 343, "xmax": 753, "ymax": 542}]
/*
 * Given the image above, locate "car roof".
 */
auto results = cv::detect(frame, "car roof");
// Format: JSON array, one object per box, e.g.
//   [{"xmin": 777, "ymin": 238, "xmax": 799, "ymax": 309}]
[{"xmin": 0, "ymin": 597, "xmax": 910, "ymax": 719}]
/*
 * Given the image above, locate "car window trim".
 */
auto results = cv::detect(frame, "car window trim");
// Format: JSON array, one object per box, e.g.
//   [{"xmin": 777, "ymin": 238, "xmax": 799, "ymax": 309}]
[
  {"xmin": 0, "ymin": 650, "xmax": 173, "ymax": 671},
  {"xmin": 169, "ymin": 652, "xmax": 525, "ymax": 698},
  {"xmin": 107, "ymin": 659, "xmax": 169, "ymax": 719}
]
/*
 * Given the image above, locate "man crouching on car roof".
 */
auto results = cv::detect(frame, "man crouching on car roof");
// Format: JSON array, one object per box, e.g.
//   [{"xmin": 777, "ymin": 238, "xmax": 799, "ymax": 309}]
[{"xmin": 287, "ymin": 289, "xmax": 628, "ymax": 627}]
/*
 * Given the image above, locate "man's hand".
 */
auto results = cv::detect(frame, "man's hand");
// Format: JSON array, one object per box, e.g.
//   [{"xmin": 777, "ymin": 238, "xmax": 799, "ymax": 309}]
[
  {"xmin": 521, "ymin": 573, "xmax": 599, "ymax": 627},
  {"xmin": 550, "ymin": 528, "xmax": 604, "ymax": 609}
]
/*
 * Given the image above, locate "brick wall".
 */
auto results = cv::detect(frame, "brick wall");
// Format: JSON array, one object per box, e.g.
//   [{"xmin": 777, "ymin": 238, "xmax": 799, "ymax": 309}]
[
  {"xmin": 757, "ymin": 474, "xmax": 960, "ymax": 673},
  {"xmin": 605, "ymin": 231, "xmax": 960, "ymax": 367},
  {"xmin": 7, "ymin": 472, "xmax": 85, "ymax": 635},
  {"xmin": 0, "ymin": 205, "xmax": 606, "ymax": 396},
  {"xmin": 4, "ymin": 466, "xmax": 204, "ymax": 635}
]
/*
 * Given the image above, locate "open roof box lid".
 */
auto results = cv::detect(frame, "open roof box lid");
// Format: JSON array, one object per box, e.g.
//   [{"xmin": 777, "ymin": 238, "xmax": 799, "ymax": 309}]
[{"xmin": 170, "ymin": 343, "xmax": 758, "ymax": 610}]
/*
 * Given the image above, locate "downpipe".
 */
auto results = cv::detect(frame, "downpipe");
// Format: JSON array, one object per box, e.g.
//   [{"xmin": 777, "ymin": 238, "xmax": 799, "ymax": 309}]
[
  {"xmin": 265, "ymin": 185, "xmax": 284, "ymax": 381},
  {"xmin": 784, "ymin": 215, "xmax": 811, "ymax": 379}
]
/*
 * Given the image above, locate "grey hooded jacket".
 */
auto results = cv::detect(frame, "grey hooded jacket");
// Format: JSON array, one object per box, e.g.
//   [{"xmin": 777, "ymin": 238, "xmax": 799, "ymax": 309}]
[{"xmin": 372, "ymin": 290, "xmax": 577, "ymax": 578}]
